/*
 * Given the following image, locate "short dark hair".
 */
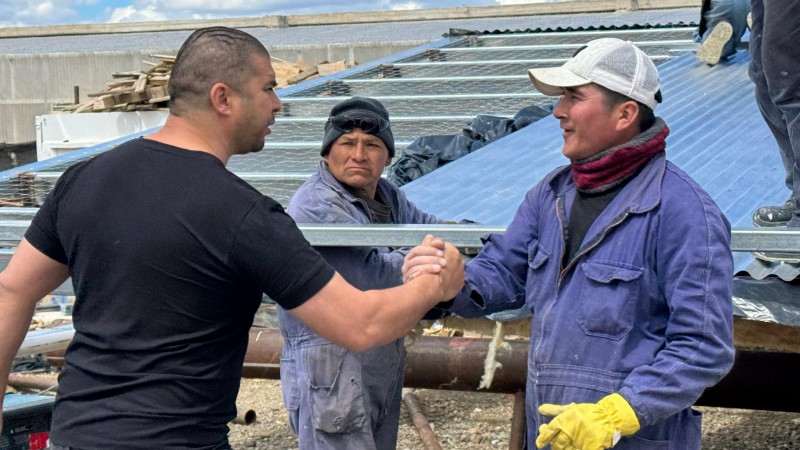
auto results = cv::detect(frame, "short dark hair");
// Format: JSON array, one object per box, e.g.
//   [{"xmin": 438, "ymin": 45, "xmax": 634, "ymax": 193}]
[
  {"xmin": 168, "ymin": 27, "xmax": 270, "ymax": 115},
  {"xmin": 595, "ymin": 84, "xmax": 658, "ymax": 132}
]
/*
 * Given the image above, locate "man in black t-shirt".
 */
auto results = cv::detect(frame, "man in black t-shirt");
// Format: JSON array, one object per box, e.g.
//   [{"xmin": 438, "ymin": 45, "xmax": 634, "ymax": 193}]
[{"xmin": 0, "ymin": 27, "xmax": 463, "ymax": 450}]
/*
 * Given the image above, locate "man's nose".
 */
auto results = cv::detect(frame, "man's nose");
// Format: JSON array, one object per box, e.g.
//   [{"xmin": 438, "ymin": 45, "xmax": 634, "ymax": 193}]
[
  {"xmin": 271, "ymin": 92, "xmax": 282, "ymax": 112},
  {"xmin": 553, "ymin": 97, "xmax": 567, "ymax": 119},
  {"xmin": 353, "ymin": 143, "xmax": 368, "ymax": 159}
]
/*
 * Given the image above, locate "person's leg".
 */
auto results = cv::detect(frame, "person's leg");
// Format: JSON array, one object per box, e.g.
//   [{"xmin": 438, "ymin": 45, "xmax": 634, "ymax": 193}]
[
  {"xmin": 761, "ymin": 0, "xmax": 800, "ymax": 227},
  {"xmin": 749, "ymin": 0, "xmax": 797, "ymax": 227},
  {"xmin": 369, "ymin": 339, "xmax": 406, "ymax": 450},
  {"xmin": 697, "ymin": 0, "xmax": 734, "ymax": 65},
  {"xmin": 727, "ymin": 0, "xmax": 751, "ymax": 55}
]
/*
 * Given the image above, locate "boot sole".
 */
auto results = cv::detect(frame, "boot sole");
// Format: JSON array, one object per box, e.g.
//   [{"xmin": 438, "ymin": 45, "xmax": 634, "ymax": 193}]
[
  {"xmin": 753, "ymin": 251, "xmax": 800, "ymax": 264},
  {"xmin": 696, "ymin": 21, "xmax": 733, "ymax": 65},
  {"xmin": 752, "ymin": 216, "xmax": 790, "ymax": 227}
]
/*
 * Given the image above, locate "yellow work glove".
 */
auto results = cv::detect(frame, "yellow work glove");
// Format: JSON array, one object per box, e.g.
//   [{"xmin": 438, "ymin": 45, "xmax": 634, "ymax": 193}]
[{"xmin": 535, "ymin": 393, "xmax": 640, "ymax": 450}]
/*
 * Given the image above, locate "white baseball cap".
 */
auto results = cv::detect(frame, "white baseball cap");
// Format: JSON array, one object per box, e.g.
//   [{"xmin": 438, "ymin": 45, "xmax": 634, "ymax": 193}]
[{"xmin": 528, "ymin": 38, "xmax": 661, "ymax": 109}]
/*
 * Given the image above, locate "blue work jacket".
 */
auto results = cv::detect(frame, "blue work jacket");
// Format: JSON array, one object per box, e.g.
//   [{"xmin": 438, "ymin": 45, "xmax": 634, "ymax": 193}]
[
  {"xmin": 451, "ymin": 153, "xmax": 735, "ymax": 449},
  {"xmin": 286, "ymin": 161, "xmax": 444, "ymax": 293},
  {"xmin": 277, "ymin": 162, "xmax": 445, "ymax": 448}
]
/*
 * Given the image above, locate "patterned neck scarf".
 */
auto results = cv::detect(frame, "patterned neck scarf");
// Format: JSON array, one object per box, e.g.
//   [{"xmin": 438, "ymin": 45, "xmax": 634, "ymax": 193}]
[{"xmin": 571, "ymin": 117, "xmax": 669, "ymax": 193}]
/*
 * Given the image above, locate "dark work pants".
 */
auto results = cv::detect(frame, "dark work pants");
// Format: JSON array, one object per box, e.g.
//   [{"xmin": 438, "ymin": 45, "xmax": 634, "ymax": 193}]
[{"xmin": 749, "ymin": 0, "xmax": 800, "ymax": 224}]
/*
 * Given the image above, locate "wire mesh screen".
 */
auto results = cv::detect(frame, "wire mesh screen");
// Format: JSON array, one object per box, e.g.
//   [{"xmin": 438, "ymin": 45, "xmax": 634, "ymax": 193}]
[
  {"xmin": 293, "ymin": 79, "xmax": 534, "ymax": 97},
  {"xmin": 0, "ymin": 26, "xmax": 695, "ymax": 219},
  {"xmin": 266, "ymin": 118, "xmax": 476, "ymax": 143},
  {"xmin": 279, "ymin": 96, "xmax": 541, "ymax": 118}
]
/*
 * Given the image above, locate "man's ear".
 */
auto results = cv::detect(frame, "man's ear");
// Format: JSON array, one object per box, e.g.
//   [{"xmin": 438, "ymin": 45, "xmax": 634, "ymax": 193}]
[
  {"xmin": 209, "ymin": 82, "xmax": 237, "ymax": 116},
  {"xmin": 384, "ymin": 156, "xmax": 393, "ymax": 167},
  {"xmin": 615, "ymin": 100, "xmax": 640, "ymax": 133}
]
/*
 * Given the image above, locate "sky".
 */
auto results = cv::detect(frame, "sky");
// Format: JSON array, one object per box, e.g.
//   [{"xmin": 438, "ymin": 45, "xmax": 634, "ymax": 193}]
[{"xmin": 0, "ymin": 0, "xmax": 549, "ymax": 28}]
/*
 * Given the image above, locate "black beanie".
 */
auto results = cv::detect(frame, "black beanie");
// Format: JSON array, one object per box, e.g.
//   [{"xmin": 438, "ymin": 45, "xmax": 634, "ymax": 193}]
[{"xmin": 320, "ymin": 97, "xmax": 395, "ymax": 157}]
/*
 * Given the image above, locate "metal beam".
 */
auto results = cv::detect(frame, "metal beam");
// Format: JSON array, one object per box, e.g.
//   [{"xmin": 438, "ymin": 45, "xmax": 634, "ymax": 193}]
[
  {"xmin": 388, "ymin": 55, "xmax": 671, "ymax": 67},
  {"xmin": 281, "ymin": 93, "xmax": 540, "ymax": 102},
  {"xmin": 1, "ymin": 223, "xmax": 800, "ymax": 253},
  {"xmin": 437, "ymin": 40, "xmax": 693, "ymax": 52},
  {"xmin": 476, "ymin": 27, "xmax": 696, "ymax": 40}
]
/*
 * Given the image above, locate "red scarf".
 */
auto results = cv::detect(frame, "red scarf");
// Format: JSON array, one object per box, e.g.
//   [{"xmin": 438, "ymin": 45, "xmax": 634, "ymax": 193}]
[{"xmin": 571, "ymin": 119, "xmax": 669, "ymax": 193}]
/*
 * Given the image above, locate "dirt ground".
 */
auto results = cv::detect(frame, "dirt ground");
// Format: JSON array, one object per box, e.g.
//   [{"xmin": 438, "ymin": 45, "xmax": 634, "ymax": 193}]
[{"xmin": 229, "ymin": 378, "xmax": 800, "ymax": 450}]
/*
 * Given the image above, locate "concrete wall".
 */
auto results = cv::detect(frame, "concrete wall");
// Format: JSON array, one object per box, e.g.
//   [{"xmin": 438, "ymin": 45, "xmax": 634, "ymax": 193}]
[
  {"xmin": 1, "ymin": 51, "xmax": 158, "ymax": 144},
  {"xmin": 0, "ymin": 41, "xmax": 426, "ymax": 145}
]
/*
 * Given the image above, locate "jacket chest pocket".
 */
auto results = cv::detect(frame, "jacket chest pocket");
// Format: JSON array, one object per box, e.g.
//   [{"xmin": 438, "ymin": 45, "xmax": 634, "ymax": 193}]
[
  {"xmin": 576, "ymin": 261, "xmax": 643, "ymax": 340},
  {"xmin": 526, "ymin": 241, "xmax": 551, "ymax": 308}
]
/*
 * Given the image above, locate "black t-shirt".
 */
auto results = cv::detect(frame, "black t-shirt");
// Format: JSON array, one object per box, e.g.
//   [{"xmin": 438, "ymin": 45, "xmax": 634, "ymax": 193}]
[{"xmin": 25, "ymin": 138, "xmax": 334, "ymax": 449}]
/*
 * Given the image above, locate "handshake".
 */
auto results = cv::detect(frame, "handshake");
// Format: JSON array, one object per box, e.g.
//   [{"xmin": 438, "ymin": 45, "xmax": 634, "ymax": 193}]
[{"xmin": 402, "ymin": 235, "xmax": 466, "ymax": 301}]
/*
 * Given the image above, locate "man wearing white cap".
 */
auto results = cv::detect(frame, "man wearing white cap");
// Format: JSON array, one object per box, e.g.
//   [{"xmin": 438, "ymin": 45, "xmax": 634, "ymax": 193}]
[{"xmin": 403, "ymin": 38, "xmax": 734, "ymax": 449}]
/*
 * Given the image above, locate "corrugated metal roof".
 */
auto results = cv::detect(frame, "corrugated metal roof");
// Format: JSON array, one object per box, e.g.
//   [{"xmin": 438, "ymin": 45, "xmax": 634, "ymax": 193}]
[
  {"xmin": 0, "ymin": 26, "xmax": 698, "ymax": 208},
  {"xmin": 401, "ymin": 50, "xmax": 795, "ymax": 277},
  {"xmin": 0, "ymin": 8, "xmax": 697, "ymax": 55}
]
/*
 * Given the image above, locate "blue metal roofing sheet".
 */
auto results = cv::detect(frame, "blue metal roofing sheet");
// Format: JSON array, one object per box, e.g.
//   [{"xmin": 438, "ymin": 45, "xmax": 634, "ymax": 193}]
[{"xmin": 400, "ymin": 50, "xmax": 789, "ymax": 275}]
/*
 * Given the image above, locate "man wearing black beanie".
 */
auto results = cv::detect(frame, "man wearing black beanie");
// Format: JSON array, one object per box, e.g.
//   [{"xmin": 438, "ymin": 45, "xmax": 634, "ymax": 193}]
[{"xmin": 278, "ymin": 96, "xmax": 448, "ymax": 449}]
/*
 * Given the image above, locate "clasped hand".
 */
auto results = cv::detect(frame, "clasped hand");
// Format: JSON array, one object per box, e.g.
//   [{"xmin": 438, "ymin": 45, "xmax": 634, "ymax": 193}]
[{"xmin": 402, "ymin": 235, "xmax": 464, "ymax": 299}]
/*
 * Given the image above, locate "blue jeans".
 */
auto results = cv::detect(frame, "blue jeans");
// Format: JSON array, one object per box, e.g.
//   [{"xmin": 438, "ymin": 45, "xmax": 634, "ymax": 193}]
[
  {"xmin": 749, "ymin": 0, "xmax": 800, "ymax": 224},
  {"xmin": 693, "ymin": 0, "xmax": 751, "ymax": 59}
]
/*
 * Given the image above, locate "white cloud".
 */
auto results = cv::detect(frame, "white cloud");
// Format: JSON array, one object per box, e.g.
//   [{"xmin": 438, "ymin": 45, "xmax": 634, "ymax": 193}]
[
  {"xmin": 391, "ymin": 2, "xmax": 422, "ymax": 10},
  {"xmin": 2, "ymin": 0, "xmax": 80, "ymax": 25},
  {"xmin": 107, "ymin": 4, "xmax": 167, "ymax": 22},
  {"xmin": 497, "ymin": 0, "xmax": 550, "ymax": 4},
  {"xmin": 0, "ymin": 0, "xmax": 504, "ymax": 27}
]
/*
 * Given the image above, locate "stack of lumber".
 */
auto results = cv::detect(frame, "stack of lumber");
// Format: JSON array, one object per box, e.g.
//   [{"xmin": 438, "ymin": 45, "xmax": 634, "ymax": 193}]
[
  {"xmin": 65, "ymin": 54, "xmax": 175, "ymax": 113},
  {"xmin": 59, "ymin": 56, "xmax": 353, "ymax": 114}
]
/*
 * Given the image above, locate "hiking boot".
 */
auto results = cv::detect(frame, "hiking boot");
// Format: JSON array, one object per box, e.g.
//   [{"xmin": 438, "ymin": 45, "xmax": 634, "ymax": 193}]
[
  {"xmin": 752, "ymin": 198, "xmax": 800, "ymax": 262},
  {"xmin": 696, "ymin": 21, "xmax": 733, "ymax": 65},
  {"xmin": 752, "ymin": 198, "xmax": 795, "ymax": 227}
]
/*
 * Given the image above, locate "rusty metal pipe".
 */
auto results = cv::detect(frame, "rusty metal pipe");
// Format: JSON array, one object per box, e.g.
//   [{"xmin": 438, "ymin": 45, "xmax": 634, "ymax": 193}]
[
  {"xmin": 231, "ymin": 407, "xmax": 257, "ymax": 425},
  {"xmin": 402, "ymin": 388, "xmax": 443, "ymax": 450},
  {"xmin": 509, "ymin": 391, "xmax": 526, "ymax": 450},
  {"xmin": 244, "ymin": 328, "xmax": 529, "ymax": 393}
]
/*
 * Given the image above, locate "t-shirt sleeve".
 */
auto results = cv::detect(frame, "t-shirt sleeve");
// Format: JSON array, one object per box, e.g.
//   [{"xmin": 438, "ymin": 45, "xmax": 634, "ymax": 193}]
[
  {"xmin": 25, "ymin": 185, "xmax": 68, "ymax": 265},
  {"xmin": 230, "ymin": 197, "xmax": 335, "ymax": 310}
]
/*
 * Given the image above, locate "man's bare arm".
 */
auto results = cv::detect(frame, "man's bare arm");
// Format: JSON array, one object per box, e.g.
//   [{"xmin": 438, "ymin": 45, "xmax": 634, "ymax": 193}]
[
  {"xmin": 0, "ymin": 239, "xmax": 70, "ymax": 428},
  {"xmin": 291, "ymin": 236, "xmax": 464, "ymax": 352}
]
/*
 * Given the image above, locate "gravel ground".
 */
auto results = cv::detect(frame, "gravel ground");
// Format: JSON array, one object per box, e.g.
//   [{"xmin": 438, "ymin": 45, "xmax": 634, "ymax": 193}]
[{"xmin": 230, "ymin": 378, "xmax": 800, "ymax": 450}]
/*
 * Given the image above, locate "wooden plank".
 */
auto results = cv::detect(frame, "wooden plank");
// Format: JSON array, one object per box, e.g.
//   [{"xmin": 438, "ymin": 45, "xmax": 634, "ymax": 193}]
[
  {"xmin": 111, "ymin": 71, "xmax": 143, "ymax": 78},
  {"xmin": 733, "ymin": 316, "xmax": 800, "ymax": 353},
  {"xmin": 133, "ymin": 73, "xmax": 148, "ymax": 93},
  {"xmin": 87, "ymin": 86, "xmax": 134, "ymax": 97},
  {"xmin": 288, "ymin": 67, "xmax": 319, "ymax": 85},
  {"xmin": 145, "ymin": 85, "xmax": 168, "ymax": 100},
  {"xmin": 114, "ymin": 91, "xmax": 147, "ymax": 104},
  {"xmin": 317, "ymin": 60, "xmax": 347, "ymax": 76},
  {"xmin": 92, "ymin": 95, "xmax": 116, "ymax": 111},
  {"xmin": 75, "ymin": 101, "xmax": 94, "ymax": 113},
  {"xmin": 151, "ymin": 54, "xmax": 176, "ymax": 63}
]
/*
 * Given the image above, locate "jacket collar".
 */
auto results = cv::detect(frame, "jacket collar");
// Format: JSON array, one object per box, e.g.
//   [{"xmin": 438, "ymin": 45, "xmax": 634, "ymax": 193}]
[{"xmin": 551, "ymin": 151, "xmax": 666, "ymax": 216}]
